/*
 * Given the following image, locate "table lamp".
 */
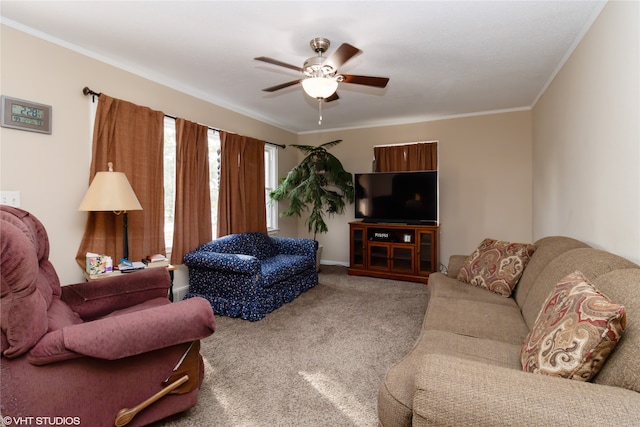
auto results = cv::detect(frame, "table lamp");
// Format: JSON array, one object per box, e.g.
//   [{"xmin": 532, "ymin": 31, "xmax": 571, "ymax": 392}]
[{"xmin": 78, "ymin": 162, "xmax": 142, "ymax": 261}]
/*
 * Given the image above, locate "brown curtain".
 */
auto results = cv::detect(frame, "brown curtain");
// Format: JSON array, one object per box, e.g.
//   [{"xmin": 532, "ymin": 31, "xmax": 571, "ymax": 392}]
[
  {"xmin": 374, "ymin": 142, "xmax": 438, "ymax": 172},
  {"xmin": 76, "ymin": 95, "xmax": 165, "ymax": 267},
  {"xmin": 170, "ymin": 118, "xmax": 212, "ymax": 264},
  {"xmin": 217, "ymin": 131, "xmax": 266, "ymax": 236}
]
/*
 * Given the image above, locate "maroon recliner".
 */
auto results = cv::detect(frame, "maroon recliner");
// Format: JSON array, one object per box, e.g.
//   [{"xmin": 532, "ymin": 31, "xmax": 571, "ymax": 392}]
[{"xmin": 0, "ymin": 206, "xmax": 216, "ymax": 426}]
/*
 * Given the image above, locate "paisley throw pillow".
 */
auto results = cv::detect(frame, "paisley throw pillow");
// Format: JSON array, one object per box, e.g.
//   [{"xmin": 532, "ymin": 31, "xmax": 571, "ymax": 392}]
[
  {"xmin": 457, "ymin": 238, "xmax": 536, "ymax": 297},
  {"xmin": 520, "ymin": 270, "xmax": 626, "ymax": 381}
]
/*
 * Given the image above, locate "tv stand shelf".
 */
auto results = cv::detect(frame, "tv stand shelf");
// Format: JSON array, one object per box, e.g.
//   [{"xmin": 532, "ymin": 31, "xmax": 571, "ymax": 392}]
[{"xmin": 348, "ymin": 221, "xmax": 439, "ymax": 284}]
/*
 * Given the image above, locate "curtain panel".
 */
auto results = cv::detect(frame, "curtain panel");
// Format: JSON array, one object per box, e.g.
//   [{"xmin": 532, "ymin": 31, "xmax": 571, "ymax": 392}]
[
  {"xmin": 76, "ymin": 95, "xmax": 165, "ymax": 267},
  {"xmin": 374, "ymin": 142, "xmax": 438, "ymax": 172},
  {"xmin": 170, "ymin": 118, "xmax": 212, "ymax": 264},
  {"xmin": 217, "ymin": 131, "xmax": 267, "ymax": 236}
]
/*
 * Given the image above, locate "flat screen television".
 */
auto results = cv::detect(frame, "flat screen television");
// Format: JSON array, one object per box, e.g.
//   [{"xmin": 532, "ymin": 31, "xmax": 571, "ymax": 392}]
[{"xmin": 354, "ymin": 171, "xmax": 438, "ymax": 224}]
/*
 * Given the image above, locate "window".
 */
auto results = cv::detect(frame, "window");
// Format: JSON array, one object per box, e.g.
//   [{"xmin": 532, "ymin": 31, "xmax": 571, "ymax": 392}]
[
  {"xmin": 164, "ymin": 117, "xmax": 176, "ymax": 249},
  {"xmin": 163, "ymin": 117, "xmax": 277, "ymax": 252},
  {"xmin": 264, "ymin": 143, "xmax": 278, "ymax": 232}
]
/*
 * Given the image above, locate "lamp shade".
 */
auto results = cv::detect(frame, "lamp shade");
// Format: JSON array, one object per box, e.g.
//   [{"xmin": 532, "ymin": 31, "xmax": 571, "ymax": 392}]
[
  {"xmin": 78, "ymin": 163, "xmax": 142, "ymax": 212},
  {"xmin": 301, "ymin": 77, "xmax": 339, "ymax": 99}
]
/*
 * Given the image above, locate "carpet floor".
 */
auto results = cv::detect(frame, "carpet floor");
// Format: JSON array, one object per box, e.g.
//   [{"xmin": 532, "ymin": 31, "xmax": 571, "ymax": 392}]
[{"xmin": 152, "ymin": 265, "xmax": 428, "ymax": 427}]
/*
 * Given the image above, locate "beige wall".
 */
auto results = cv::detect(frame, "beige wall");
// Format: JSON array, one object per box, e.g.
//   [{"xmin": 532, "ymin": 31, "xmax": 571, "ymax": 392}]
[
  {"xmin": 532, "ymin": 0, "xmax": 640, "ymax": 264},
  {"xmin": 2, "ymin": 0, "xmax": 636, "ymax": 290},
  {"xmin": 0, "ymin": 23, "xmax": 534, "ymax": 284},
  {"xmin": 297, "ymin": 110, "xmax": 533, "ymax": 267},
  {"xmin": 0, "ymin": 25, "xmax": 299, "ymax": 286}
]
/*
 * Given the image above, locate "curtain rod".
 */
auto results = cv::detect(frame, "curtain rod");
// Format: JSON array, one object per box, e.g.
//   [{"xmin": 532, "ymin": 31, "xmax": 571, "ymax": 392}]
[{"xmin": 82, "ymin": 87, "xmax": 285, "ymax": 149}]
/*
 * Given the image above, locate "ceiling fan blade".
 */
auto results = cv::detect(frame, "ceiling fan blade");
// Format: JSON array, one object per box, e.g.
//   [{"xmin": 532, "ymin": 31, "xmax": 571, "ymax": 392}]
[
  {"xmin": 341, "ymin": 74, "xmax": 390, "ymax": 88},
  {"xmin": 324, "ymin": 92, "xmax": 340, "ymax": 102},
  {"xmin": 323, "ymin": 43, "xmax": 362, "ymax": 71},
  {"xmin": 262, "ymin": 79, "xmax": 302, "ymax": 92},
  {"xmin": 255, "ymin": 56, "xmax": 303, "ymax": 73}
]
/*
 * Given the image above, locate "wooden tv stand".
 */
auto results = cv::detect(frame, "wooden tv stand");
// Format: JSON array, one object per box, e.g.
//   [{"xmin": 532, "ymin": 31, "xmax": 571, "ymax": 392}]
[{"xmin": 348, "ymin": 221, "xmax": 439, "ymax": 284}]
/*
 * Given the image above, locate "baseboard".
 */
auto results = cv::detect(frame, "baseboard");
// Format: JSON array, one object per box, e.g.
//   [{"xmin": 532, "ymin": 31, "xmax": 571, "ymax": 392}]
[
  {"xmin": 320, "ymin": 259, "xmax": 349, "ymax": 267},
  {"xmin": 172, "ymin": 285, "xmax": 189, "ymax": 302}
]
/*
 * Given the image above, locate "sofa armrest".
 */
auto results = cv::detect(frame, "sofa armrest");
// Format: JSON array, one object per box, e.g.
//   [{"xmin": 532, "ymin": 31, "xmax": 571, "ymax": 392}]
[
  {"xmin": 271, "ymin": 236, "xmax": 317, "ymax": 257},
  {"xmin": 446, "ymin": 255, "xmax": 468, "ymax": 278},
  {"xmin": 413, "ymin": 355, "xmax": 640, "ymax": 426},
  {"xmin": 28, "ymin": 297, "xmax": 216, "ymax": 365},
  {"xmin": 61, "ymin": 268, "xmax": 170, "ymax": 321},
  {"xmin": 183, "ymin": 251, "xmax": 260, "ymax": 275}
]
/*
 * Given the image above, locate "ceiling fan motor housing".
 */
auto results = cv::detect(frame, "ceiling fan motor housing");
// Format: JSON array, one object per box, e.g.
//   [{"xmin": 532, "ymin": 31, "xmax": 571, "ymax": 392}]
[
  {"xmin": 310, "ymin": 37, "xmax": 330, "ymax": 54},
  {"xmin": 303, "ymin": 56, "xmax": 335, "ymax": 78}
]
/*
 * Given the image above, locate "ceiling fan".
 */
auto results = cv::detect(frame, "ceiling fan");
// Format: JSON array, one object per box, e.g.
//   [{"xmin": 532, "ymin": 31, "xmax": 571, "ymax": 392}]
[{"xmin": 255, "ymin": 37, "xmax": 390, "ymax": 103}]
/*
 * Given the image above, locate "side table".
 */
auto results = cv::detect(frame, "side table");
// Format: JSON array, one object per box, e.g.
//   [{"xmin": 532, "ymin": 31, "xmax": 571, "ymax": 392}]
[{"xmin": 83, "ymin": 265, "xmax": 178, "ymax": 301}]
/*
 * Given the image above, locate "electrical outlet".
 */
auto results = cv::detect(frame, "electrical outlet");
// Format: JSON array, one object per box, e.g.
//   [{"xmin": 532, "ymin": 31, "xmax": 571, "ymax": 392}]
[{"xmin": 0, "ymin": 191, "xmax": 21, "ymax": 207}]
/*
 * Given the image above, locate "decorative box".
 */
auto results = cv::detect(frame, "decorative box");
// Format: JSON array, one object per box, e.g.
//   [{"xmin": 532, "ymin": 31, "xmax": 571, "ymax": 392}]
[{"xmin": 86, "ymin": 252, "xmax": 113, "ymax": 276}]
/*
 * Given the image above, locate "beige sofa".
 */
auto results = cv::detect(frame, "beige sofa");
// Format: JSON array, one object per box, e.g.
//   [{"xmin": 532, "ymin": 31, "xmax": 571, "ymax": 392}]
[{"xmin": 378, "ymin": 236, "xmax": 640, "ymax": 426}]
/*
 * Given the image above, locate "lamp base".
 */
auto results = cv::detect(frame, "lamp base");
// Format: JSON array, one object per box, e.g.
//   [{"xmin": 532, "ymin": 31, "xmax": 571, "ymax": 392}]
[{"xmin": 122, "ymin": 211, "xmax": 129, "ymax": 261}]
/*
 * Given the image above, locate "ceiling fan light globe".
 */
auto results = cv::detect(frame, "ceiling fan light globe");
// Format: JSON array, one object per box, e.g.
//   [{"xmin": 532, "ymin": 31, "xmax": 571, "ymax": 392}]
[{"xmin": 302, "ymin": 77, "xmax": 339, "ymax": 99}]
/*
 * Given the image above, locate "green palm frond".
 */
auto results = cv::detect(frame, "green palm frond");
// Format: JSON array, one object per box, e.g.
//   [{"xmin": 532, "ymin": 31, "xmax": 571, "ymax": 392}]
[
  {"xmin": 270, "ymin": 140, "xmax": 354, "ymax": 240},
  {"xmin": 319, "ymin": 139, "xmax": 343, "ymax": 150}
]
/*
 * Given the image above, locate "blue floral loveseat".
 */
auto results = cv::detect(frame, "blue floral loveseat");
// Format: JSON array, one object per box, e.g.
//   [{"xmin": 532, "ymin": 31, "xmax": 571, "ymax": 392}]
[{"xmin": 183, "ymin": 232, "xmax": 318, "ymax": 321}]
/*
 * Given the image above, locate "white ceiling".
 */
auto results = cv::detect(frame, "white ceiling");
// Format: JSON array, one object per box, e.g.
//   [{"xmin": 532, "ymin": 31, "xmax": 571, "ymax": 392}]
[{"xmin": 1, "ymin": 1, "xmax": 607, "ymax": 133}]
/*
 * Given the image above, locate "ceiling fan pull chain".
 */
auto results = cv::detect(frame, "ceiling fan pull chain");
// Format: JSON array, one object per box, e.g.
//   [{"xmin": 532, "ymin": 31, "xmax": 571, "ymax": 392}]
[{"xmin": 318, "ymin": 99, "xmax": 323, "ymax": 125}]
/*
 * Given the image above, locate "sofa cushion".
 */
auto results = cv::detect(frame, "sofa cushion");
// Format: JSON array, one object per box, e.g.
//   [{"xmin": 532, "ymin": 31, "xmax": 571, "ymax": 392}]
[
  {"xmin": 424, "ymin": 297, "xmax": 529, "ymax": 345},
  {"xmin": 422, "ymin": 329, "xmax": 523, "ymax": 369},
  {"xmin": 590, "ymin": 269, "xmax": 640, "ymax": 392},
  {"xmin": 412, "ymin": 353, "xmax": 640, "ymax": 427},
  {"xmin": 198, "ymin": 232, "xmax": 278, "ymax": 260},
  {"xmin": 261, "ymin": 254, "xmax": 313, "ymax": 285},
  {"xmin": 47, "ymin": 297, "xmax": 83, "ymax": 332},
  {"xmin": 378, "ymin": 329, "xmax": 523, "ymax": 427},
  {"xmin": 520, "ymin": 270, "xmax": 626, "ymax": 381},
  {"xmin": 519, "ymin": 248, "xmax": 639, "ymax": 330},
  {"xmin": 427, "ymin": 273, "xmax": 520, "ymax": 308},
  {"xmin": 239, "ymin": 232, "xmax": 278, "ymax": 260},
  {"xmin": 457, "ymin": 238, "xmax": 537, "ymax": 297},
  {"xmin": 513, "ymin": 236, "xmax": 590, "ymax": 308},
  {"xmin": 1, "ymin": 211, "xmax": 50, "ymax": 358}
]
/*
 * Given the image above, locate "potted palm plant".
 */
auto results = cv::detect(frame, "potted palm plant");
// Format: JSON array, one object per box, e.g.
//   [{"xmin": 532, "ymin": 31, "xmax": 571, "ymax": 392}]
[{"xmin": 270, "ymin": 139, "xmax": 355, "ymax": 268}]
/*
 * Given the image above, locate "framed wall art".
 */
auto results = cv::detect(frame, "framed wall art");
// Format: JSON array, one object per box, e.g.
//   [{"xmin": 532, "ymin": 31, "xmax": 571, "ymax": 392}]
[{"xmin": 1, "ymin": 95, "xmax": 52, "ymax": 134}]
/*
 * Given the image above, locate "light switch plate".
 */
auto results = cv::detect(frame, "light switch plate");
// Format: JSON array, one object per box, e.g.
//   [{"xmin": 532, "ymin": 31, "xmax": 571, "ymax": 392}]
[{"xmin": 0, "ymin": 191, "xmax": 21, "ymax": 207}]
